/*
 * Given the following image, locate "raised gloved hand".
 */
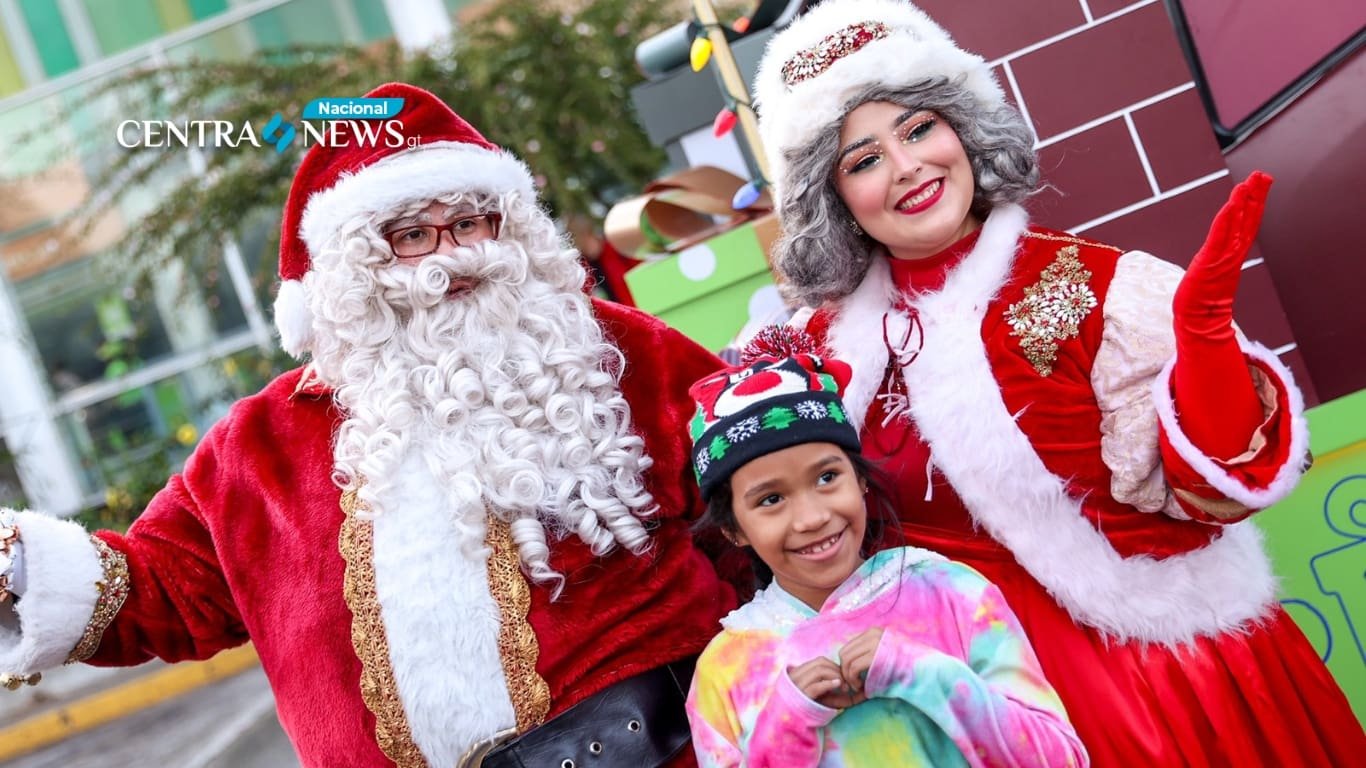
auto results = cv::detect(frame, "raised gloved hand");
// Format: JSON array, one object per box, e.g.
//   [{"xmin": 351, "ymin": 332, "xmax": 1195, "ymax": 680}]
[{"xmin": 1170, "ymin": 172, "xmax": 1272, "ymax": 459}]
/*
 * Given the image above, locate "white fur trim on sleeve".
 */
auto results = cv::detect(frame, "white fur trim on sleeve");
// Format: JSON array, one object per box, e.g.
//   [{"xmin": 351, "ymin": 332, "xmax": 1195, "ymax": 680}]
[
  {"xmin": 0, "ymin": 511, "xmax": 104, "ymax": 674},
  {"xmin": 1152, "ymin": 341, "xmax": 1310, "ymax": 509},
  {"xmin": 273, "ymin": 279, "xmax": 314, "ymax": 358}
]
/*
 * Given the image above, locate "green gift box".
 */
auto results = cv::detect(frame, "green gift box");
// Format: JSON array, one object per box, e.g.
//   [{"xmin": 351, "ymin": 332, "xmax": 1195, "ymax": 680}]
[{"xmin": 625, "ymin": 214, "xmax": 784, "ymax": 352}]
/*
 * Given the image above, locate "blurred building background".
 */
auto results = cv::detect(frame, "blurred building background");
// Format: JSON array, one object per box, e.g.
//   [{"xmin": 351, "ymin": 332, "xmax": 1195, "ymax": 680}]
[{"xmin": 0, "ymin": 0, "xmax": 471, "ymax": 519}]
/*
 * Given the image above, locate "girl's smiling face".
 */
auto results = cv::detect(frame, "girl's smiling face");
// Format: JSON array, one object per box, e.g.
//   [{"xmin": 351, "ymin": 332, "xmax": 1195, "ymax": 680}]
[{"xmin": 728, "ymin": 442, "xmax": 868, "ymax": 610}]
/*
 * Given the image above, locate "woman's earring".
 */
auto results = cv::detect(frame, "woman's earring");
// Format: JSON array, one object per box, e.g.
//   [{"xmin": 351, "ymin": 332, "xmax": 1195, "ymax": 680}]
[{"xmin": 848, "ymin": 217, "xmax": 865, "ymax": 237}]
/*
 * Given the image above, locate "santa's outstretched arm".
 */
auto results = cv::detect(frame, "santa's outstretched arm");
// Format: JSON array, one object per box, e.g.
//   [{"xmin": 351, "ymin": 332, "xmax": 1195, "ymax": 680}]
[{"xmin": 0, "ymin": 451, "xmax": 246, "ymax": 679}]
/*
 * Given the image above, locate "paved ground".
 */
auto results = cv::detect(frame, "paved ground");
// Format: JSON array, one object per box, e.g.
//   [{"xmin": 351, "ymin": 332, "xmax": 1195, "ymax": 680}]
[
  {"xmin": 0, "ymin": 663, "xmax": 298, "ymax": 768},
  {"xmin": 0, "ymin": 663, "xmax": 152, "ymax": 727}
]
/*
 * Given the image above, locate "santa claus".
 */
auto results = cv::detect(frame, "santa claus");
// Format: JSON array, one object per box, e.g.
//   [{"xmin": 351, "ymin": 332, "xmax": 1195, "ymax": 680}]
[{"xmin": 0, "ymin": 83, "xmax": 737, "ymax": 767}]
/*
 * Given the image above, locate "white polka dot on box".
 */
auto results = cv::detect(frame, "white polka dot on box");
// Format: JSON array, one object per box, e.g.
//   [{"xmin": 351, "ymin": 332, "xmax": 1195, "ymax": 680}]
[
  {"xmin": 603, "ymin": 165, "xmax": 784, "ymax": 353},
  {"xmin": 622, "ymin": 213, "xmax": 782, "ymax": 352}
]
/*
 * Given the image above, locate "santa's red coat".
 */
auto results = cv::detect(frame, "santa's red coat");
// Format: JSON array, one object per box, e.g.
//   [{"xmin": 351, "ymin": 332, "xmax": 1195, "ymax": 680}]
[{"xmin": 82, "ymin": 300, "xmax": 736, "ymax": 766}]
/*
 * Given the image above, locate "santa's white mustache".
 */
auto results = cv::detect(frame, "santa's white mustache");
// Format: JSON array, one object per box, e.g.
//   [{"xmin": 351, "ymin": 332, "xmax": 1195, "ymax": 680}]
[{"xmin": 381, "ymin": 240, "xmax": 531, "ymax": 308}]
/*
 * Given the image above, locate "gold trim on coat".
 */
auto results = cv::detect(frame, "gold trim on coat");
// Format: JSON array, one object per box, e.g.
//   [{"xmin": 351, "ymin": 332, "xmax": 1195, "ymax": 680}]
[
  {"xmin": 1005, "ymin": 244, "xmax": 1098, "ymax": 377},
  {"xmin": 65, "ymin": 537, "xmax": 130, "ymax": 664},
  {"xmin": 483, "ymin": 515, "xmax": 551, "ymax": 733},
  {"xmin": 339, "ymin": 488, "xmax": 427, "ymax": 767}
]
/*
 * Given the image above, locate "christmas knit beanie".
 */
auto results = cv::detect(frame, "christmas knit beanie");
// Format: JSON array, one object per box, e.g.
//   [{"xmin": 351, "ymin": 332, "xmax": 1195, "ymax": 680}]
[{"xmin": 688, "ymin": 327, "xmax": 861, "ymax": 500}]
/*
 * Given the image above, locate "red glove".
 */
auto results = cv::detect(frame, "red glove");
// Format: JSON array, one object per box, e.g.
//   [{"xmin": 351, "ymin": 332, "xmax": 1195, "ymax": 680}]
[{"xmin": 1170, "ymin": 172, "xmax": 1271, "ymax": 459}]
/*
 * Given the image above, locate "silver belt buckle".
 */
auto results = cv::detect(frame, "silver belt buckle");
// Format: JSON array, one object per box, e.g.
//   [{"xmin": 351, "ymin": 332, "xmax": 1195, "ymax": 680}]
[{"xmin": 457, "ymin": 727, "xmax": 518, "ymax": 768}]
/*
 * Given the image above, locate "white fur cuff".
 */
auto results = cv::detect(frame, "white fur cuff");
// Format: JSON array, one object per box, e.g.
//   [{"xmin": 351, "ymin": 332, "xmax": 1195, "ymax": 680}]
[
  {"xmin": 1152, "ymin": 341, "xmax": 1310, "ymax": 510},
  {"xmin": 0, "ymin": 511, "xmax": 104, "ymax": 674}
]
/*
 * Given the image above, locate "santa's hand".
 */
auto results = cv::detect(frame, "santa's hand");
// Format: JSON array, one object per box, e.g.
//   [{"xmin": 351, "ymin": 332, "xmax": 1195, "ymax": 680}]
[{"xmin": 1170, "ymin": 172, "xmax": 1271, "ymax": 459}]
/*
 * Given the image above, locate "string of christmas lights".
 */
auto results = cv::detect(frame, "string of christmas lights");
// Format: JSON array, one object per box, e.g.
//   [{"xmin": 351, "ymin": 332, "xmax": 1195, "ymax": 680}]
[{"xmin": 687, "ymin": 1, "xmax": 770, "ymax": 211}]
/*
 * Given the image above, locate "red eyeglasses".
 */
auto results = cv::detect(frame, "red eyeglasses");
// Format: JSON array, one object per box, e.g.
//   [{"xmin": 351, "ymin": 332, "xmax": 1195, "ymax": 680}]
[{"xmin": 382, "ymin": 212, "xmax": 503, "ymax": 258}]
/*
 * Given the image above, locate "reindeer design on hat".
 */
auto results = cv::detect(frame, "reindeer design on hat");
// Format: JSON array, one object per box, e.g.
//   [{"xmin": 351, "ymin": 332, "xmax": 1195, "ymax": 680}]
[{"xmin": 687, "ymin": 328, "xmax": 859, "ymax": 496}]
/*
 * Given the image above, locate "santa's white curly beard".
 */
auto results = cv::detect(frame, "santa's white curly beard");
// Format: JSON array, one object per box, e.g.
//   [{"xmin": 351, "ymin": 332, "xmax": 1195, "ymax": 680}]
[{"xmin": 303, "ymin": 199, "xmax": 656, "ymax": 592}]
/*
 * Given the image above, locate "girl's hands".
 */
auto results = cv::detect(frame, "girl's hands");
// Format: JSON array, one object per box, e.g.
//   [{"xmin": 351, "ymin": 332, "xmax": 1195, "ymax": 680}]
[
  {"xmin": 787, "ymin": 657, "xmax": 866, "ymax": 709},
  {"xmin": 788, "ymin": 628, "xmax": 886, "ymax": 709},
  {"xmin": 839, "ymin": 628, "xmax": 884, "ymax": 696}
]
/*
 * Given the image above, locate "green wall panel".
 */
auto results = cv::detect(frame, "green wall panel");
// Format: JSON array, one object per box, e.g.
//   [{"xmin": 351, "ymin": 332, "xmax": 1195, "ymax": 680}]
[
  {"xmin": 153, "ymin": 0, "xmax": 193, "ymax": 32},
  {"xmin": 82, "ymin": 0, "xmax": 164, "ymax": 56},
  {"xmin": 187, "ymin": 0, "xmax": 228, "ymax": 20},
  {"xmin": 1256, "ymin": 387, "xmax": 1366, "ymax": 725},
  {"xmin": 19, "ymin": 0, "xmax": 81, "ymax": 77},
  {"xmin": 247, "ymin": 0, "xmax": 344, "ymax": 52},
  {"xmin": 0, "ymin": 26, "xmax": 25, "ymax": 96},
  {"xmin": 351, "ymin": 0, "xmax": 393, "ymax": 41}
]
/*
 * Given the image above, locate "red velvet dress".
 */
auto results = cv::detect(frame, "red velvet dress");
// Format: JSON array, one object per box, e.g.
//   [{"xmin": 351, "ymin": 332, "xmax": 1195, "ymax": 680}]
[{"xmin": 803, "ymin": 208, "xmax": 1363, "ymax": 767}]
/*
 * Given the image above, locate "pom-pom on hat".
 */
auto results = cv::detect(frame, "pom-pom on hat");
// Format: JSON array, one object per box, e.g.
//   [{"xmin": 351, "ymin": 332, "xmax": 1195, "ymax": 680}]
[
  {"xmin": 688, "ymin": 327, "xmax": 861, "ymax": 500},
  {"xmin": 753, "ymin": 0, "xmax": 1006, "ymax": 205},
  {"xmin": 273, "ymin": 82, "xmax": 536, "ymax": 357}
]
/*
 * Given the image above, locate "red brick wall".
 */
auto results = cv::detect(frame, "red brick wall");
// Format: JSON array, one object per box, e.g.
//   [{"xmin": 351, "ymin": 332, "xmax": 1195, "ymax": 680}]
[{"xmin": 916, "ymin": 0, "xmax": 1317, "ymax": 403}]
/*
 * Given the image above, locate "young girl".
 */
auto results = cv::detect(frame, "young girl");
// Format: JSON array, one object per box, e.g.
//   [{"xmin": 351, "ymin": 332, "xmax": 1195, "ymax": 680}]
[{"xmin": 683, "ymin": 329, "xmax": 1087, "ymax": 767}]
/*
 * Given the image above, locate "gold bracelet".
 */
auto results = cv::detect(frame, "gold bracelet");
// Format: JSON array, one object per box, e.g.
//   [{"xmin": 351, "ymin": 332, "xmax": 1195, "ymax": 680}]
[{"xmin": 0, "ymin": 672, "xmax": 40, "ymax": 690}]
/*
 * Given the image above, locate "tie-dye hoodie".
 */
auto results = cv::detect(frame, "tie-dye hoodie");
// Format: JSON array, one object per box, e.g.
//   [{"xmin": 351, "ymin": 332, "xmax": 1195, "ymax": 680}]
[{"xmin": 686, "ymin": 547, "xmax": 1087, "ymax": 767}]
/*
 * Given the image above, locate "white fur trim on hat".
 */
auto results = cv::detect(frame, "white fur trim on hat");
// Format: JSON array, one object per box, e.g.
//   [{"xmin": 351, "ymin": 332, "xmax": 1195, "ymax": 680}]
[
  {"xmin": 273, "ymin": 279, "xmax": 313, "ymax": 358},
  {"xmin": 275, "ymin": 141, "xmax": 536, "ymax": 356},
  {"xmin": 299, "ymin": 141, "xmax": 536, "ymax": 258},
  {"xmin": 755, "ymin": 0, "xmax": 1005, "ymax": 195}
]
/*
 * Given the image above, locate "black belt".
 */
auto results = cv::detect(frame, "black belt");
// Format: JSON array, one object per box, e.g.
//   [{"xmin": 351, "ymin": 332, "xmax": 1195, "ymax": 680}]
[{"xmin": 468, "ymin": 657, "xmax": 697, "ymax": 768}]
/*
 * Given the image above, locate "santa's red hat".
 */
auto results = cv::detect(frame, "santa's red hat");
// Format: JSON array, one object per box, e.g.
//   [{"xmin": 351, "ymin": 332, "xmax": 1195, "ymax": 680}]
[{"xmin": 274, "ymin": 82, "xmax": 535, "ymax": 356}]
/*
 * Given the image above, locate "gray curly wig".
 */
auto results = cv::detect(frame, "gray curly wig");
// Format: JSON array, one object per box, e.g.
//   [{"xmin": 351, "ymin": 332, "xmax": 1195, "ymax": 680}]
[{"xmin": 774, "ymin": 77, "xmax": 1039, "ymax": 307}]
